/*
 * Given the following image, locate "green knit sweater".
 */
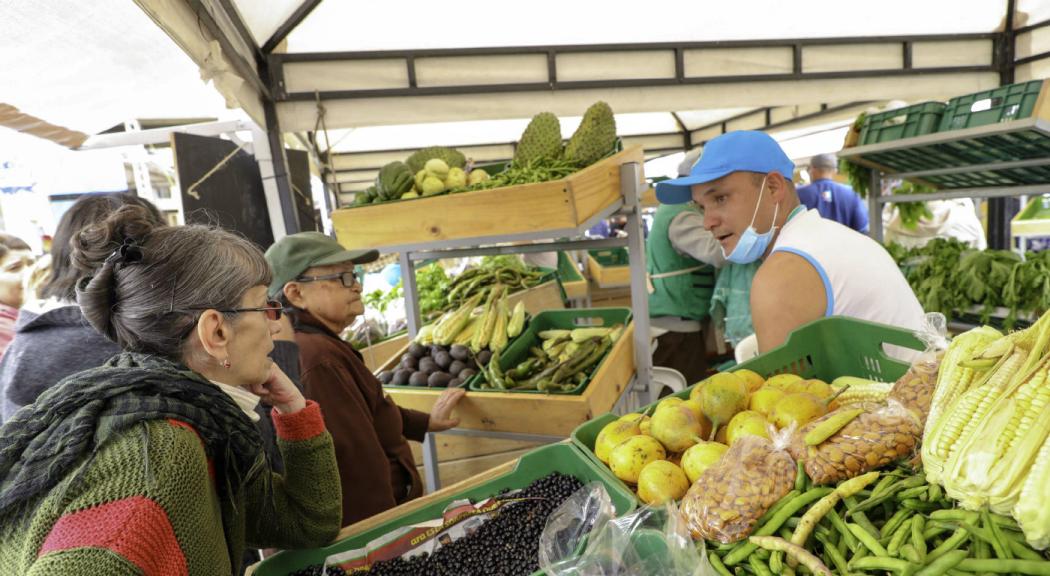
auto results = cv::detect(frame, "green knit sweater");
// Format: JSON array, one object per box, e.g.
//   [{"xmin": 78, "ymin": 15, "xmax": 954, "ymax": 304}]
[{"xmin": 0, "ymin": 401, "xmax": 341, "ymax": 575}]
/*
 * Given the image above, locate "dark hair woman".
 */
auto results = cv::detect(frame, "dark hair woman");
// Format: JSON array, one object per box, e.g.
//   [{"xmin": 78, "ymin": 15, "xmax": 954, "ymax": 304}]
[
  {"xmin": 0, "ymin": 206, "xmax": 341, "ymax": 574},
  {"xmin": 0, "ymin": 193, "xmax": 166, "ymax": 421}
]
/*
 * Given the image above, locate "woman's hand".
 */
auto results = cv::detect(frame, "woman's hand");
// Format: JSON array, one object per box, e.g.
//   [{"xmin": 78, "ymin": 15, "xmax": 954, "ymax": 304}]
[
  {"xmin": 427, "ymin": 387, "xmax": 466, "ymax": 432},
  {"xmin": 250, "ymin": 363, "xmax": 307, "ymax": 414}
]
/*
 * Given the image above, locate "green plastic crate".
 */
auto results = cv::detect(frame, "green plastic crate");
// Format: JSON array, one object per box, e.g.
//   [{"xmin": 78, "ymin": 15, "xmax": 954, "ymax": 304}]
[
  {"xmin": 859, "ymin": 102, "xmax": 945, "ymax": 145},
  {"xmin": 468, "ymin": 308, "xmax": 632, "ymax": 394},
  {"xmin": 939, "ymin": 80, "xmax": 1046, "ymax": 131},
  {"xmin": 252, "ymin": 443, "xmax": 636, "ymax": 576},
  {"xmin": 557, "ymin": 252, "xmax": 585, "ymax": 284},
  {"xmin": 588, "ymin": 247, "xmax": 629, "ymax": 267},
  {"xmin": 570, "ymin": 316, "xmax": 924, "ymax": 492}
]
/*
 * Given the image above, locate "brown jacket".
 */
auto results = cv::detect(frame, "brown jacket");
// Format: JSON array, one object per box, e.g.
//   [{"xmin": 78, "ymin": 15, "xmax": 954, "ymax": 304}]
[{"xmin": 293, "ymin": 311, "xmax": 429, "ymax": 526}]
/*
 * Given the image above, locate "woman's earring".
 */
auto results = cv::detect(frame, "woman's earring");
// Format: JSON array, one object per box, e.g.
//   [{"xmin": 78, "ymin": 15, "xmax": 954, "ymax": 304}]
[{"xmin": 222, "ymin": 358, "xmax": 232, "ymax": 369}]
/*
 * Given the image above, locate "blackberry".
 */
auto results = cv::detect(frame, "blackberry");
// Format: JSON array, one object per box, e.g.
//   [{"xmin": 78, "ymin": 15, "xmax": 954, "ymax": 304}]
[
  {"xmin": 287, "ymin": 564, "xmax": 347, "ymax": 576},
  {"xmin": 361, "ymin": 473, "xmax": 583, "ymax": 576}
]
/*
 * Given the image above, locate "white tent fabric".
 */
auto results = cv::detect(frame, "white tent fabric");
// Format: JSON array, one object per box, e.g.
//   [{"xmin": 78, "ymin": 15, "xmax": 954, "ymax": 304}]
[
  {"xmin": 2, "ymin": 0, "xmax": 237, "ymax": 138},
  {"xmin": 279, "ymin": 0, "xmax": 1008, "ymax": 52}
]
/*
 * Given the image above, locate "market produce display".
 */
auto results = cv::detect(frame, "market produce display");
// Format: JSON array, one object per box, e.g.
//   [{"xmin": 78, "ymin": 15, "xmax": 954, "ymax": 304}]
[
  {"xmin": 445, "ymin": 256, "xmax": 550, "ymax": 307},
  {"xmin": 474, "ymin": 324, "xmax": 624, "ymax": 392},
  {"xmin": 359, "ymin": 472, "xmax": 583, "ymax": 576},
  {"xmin": 378, "ymin": 285, "xmax": 523, "ymax": 387},
  {"xmin": 888, "ymin": 238, "xmax": 1050, "ymax": 327},
  {"xmin": 707, "ymin": 464, "xmax": 1050, "ymax": 576},
  {"xmin": 353, "ymin": 101, "xmax": 618, "ymax": 206},
  {"xmin": 922, "ymin": 311, "xmax": 1050, "ymax": 549}
]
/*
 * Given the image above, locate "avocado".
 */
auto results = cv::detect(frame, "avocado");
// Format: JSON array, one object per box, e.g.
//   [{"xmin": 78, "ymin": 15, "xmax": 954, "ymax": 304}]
[
  {"xmin": 408, "ymin": 342, "xmax": 428, "ymax": 359},
  {"xmin": 392, "ymin": 369, "xmax": 412, "ymax": 386},
  {"xmin": 377, "ymin": 370, "xmax": 394, "ymax": 384},
  {"xmin": 409, "ymin": 371, "xmax": 429, "ymax": 387},
  {"xmin": 400, "ymin": 355, "xmax": 418, "ymax": 370},
  {"xmin": 428, "ymin": 371, "xmax": 453, "ymax": 387},
  {"xmin": 448, "ymin": 360, "xmax": 466, "ymax": 377},
  {"xmin": 419, "ymin": 357, "xmax": 438, "ymax": 374},
  {"xmin": 434, "ymin": 351, "xmax": 453, "ymax": 370},
  {"xmin": 449, "ymin": 344, "xmax": 470, "ymax": 361},
  {"xmin": 459, "ymin": 368, "xmax": 477, "ymax": 380},
  {"xmin": 477, "ymin": 350, "xmax": 493, "ymax": 366},
  {"xmin": 448, "ymin": 378, "xmax": 463, "ymax": 388}
]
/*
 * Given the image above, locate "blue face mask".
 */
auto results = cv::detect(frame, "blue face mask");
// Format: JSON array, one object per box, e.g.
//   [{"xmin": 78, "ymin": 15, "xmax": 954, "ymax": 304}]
[{"xmin": 723, "ymin": 177, "xmax": 779, "ymax": 264}]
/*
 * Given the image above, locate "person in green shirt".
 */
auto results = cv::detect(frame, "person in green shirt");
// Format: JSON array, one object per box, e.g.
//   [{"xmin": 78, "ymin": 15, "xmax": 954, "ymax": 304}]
[
  {"xmin": 0, "ymin": 205, "xmax": 342, "ymax": 575},
  {"xmin": 647, "ymin": 149, "xmax": 723, "ymax": 383}
]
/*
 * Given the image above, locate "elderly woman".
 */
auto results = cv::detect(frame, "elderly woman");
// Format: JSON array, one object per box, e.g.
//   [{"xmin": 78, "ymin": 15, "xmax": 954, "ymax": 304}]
[
  {"xmin": 266, "ymin": 232, "xmax": 465, "ymax": 526},
  {"xmin": 0, "ymin": 206, "xmax": 341, "ymax": 574}
]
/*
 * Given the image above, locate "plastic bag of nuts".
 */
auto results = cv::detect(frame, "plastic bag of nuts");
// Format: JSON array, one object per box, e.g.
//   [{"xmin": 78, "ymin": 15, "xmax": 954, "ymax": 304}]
[
  {"xmin": 787, "ymin": 399, "xmax": 921, "ymax": 485},
  {"xmin": 890, "ymin": 312, "xmax": 949, "ymax": 422},
  {"xmin": 679, "ymin": 430, "xmax": 796, "ymax": 544}
]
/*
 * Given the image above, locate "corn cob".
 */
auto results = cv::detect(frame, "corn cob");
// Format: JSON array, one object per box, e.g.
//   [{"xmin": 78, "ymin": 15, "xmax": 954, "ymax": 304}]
[
  {"xmin": 925, "ymin": 326, "xmax": 1003, "ymax": 440},
  {"xmin": 923, "ymin": 347, "xmax": 1026, "ymax": 485},
  {"xmin": 490, "ymin": 299, "xmax": 510, "ymax": 353},
  {"xmin": 507, "ymin": 301, "xmax": 525, "ymax": 338},
  {"xmin": 434, "ymin": 293, "xmax": 483, "ymax": 345},
  {"xmin": 1013, "ymin": 431, "xmax": 1050, "ymax": 550},
  {"xmin": 827, "ymin": 380, "xmax": 893, "ymax": 410},
  {"xmin": 453, "ymin": 314, "xmax": 482, "ymax": 346},
  {"xmin": 415, "ymin": 324, "xmax": 436, "ymax": 345},
  {"xmin": 471, "ymin": 285, "xmax": 504, "ymax": 352}
]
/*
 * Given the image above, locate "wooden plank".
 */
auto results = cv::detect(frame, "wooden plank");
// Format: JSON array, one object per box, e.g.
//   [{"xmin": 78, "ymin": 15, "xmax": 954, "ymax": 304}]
[
  {"xmin": 408, "ymin": 436, "xmax": 541, "ymax": 462},
  {"xmin": 587, "ymin": 254, "xmax": 631, "ymax": 288},
  {"xmin": 336, "ymin": 458, "xmax": 518, "ymax": 539},
  {"xmin": 331, "ymin": 147, "xmax": 643, "ymax": 251},
  {"xmin": 508, "ymin": 279, "xmax": 565, "ymax": 315},
  {"xmin": 361, "ymin": 333, "xmax": 410, "ymax": 372},
  {"xmin": 415, "ymin": 447, "xmax": 535, "ymax": 490},
  {"xmin": 562, "ymin": 278, "xmax": 589, "ymax": 300}
]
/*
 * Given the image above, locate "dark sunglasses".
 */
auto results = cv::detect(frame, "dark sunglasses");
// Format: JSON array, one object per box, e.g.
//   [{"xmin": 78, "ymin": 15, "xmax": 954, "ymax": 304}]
[
  {"xmin": 296, "ymin": 270, "xmax": 359, "ymax": 288},
  {"xmin": 181, "ymin": 300, "xmax": 285, "ymax": 321}
]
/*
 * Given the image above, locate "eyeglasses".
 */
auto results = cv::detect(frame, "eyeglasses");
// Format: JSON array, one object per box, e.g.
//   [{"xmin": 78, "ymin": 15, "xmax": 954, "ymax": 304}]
[
  {"xmin": 296, "ymin": 270, "xmax": 359, "ymax": 288},
  {"xmin": 180, "ymin": 300, "xmax": 284, "ymax": 321}
]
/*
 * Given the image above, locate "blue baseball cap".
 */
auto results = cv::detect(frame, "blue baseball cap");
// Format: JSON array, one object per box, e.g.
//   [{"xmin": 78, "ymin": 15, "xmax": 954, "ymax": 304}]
[{"xmin": 656, "ymin": 131, "xmax": 795, "ymax": 204}]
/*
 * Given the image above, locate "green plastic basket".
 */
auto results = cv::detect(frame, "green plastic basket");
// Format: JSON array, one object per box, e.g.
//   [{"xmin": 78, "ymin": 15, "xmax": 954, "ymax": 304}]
[
  {"xmin": 939, "ymin": 80, "xmax": 1045, "ymax": 132},
  {"xmin": 570, "ymin": 316, "xmax": 925, "ymax": 493},
  {"xmin": 467, "ymin": 308, "xmax": 632, "ymax": 394},
  {"xmin": 588, "ymin": 248, "xmax": 630, "ymax": 267},
  {"xmin": 252, "ymin": 443, "xmax": 636, "ymax": 576},
  {"xmin": 557, "ymin": 252, "xmax": 585, "ymax": 284},
  {"xmin": 859, "ymin": 102, "xmax": 945, "ymax": 145}
]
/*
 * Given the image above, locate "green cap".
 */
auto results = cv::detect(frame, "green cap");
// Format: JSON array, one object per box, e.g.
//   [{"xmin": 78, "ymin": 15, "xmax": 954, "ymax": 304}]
[{"xmin": 264, "ymin": 232, "xmax": 379, "ymax": 298}]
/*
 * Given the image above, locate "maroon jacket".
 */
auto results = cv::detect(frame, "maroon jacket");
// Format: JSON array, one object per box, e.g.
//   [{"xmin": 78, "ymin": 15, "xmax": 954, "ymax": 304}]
[{"xmin": 293, "ymin": 311, "xmax": 429, "ymax": 526}]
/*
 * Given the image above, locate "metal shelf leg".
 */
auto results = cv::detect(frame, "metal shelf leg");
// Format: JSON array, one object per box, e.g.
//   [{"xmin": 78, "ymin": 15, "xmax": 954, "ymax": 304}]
[{"xmin": 620, "ymin": 162, "xmax": 654, "ymax": 404}]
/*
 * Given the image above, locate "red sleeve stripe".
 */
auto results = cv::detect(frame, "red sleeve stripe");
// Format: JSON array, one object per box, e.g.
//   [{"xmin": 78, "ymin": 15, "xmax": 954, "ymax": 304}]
[
  {"xmin": 39, "ymin": 495, "xmax": 189, "ymax": 576},
  {"xmin": 272, "ymin": 400, "xmax": 326, "ymax": 441}
]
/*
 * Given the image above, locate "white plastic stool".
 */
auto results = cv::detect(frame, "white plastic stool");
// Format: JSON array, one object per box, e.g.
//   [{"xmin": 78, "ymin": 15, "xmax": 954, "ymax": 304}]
[
  {"xmin": 613, "ymin": 366, "xmax": 687, "ymax": 415},
  {"xmin": 735, "ymin": 333, "xmax": 760, "ymax": 364}
]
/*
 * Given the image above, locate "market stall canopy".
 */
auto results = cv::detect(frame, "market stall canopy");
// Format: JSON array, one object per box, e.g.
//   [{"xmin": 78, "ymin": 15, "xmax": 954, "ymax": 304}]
[{"xmin": 2, "ymin": 0, "xmax": 241, "ymax": 147}]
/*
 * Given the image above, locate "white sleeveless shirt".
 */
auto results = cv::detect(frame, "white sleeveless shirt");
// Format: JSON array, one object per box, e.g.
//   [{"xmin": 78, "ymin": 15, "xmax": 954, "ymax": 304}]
[{"xmin": 771, "ymin": 208, "xmax": 925, "ymax": 335}]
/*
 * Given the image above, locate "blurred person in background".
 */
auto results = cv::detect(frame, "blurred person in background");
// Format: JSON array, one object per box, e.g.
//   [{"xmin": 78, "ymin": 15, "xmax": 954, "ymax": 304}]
[
  {"xmin": 0, "ymin": 233, "xmax": 33, "ymax": 359},
  {"xmin": 796, "ymin": 153, "xmax": 869, "ymax": 233}
]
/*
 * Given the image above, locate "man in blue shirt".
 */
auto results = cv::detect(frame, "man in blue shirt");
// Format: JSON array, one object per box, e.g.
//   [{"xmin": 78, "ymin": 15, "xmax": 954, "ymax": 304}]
[{"xmin": 797, "ymin": 153, "xmax": 869, "ymax": 233}]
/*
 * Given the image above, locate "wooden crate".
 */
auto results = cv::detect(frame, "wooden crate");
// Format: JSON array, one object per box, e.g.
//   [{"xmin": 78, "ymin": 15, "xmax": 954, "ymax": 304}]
[
  {"xmin": 332, "ymin": 147, "xmax": 645, "ymax": 251},
  {"xmin": 563, "ymin": 278, "xmax": 589, "ymax": 301},
  {"xmin": 641, "ymin": 186, "xmax": 658, "ymax": 208},
  {"xmin": 386, "ymin": 324, "xmax": 635, "ymax": 436},
  {"xmin": 360, "ymin": 333, "xmax": 409, "ymax": 372},
  {"xmin": 587, "ymin": 253, "xmax": 631, "ymax": 288}
]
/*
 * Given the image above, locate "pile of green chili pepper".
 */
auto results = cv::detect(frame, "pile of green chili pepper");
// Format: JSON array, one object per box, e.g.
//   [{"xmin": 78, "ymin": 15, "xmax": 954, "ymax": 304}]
[{"xmin": 707, "ymin": 464, "xmax": 1050, "ymax": 576}]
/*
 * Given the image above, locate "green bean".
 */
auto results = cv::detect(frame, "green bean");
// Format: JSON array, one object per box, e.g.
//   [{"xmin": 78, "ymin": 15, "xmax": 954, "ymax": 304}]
[
  {"xmin": 722, "ymin": 488, "xmax": 833, "ymax": 566},
  {"xmin": 898, "ymin": 485, "xmax": 932, "ymax": 500},
  {"xmin": 928, "ymin": 483, "xmax": 944, "ymax": 503},
  {"xmin": 849, "ymin": 556, "xmax": 915, "ymax": 574},
  {"xmin": 749, "ymin": 555, "xmax": 773, "ymax": 576},
  {"xmin": 924, "ymin": 522, "xmax": 952, "ymax": 541},
  {"xmin": 926, "ymin": 528, "xmax": 969, "ymax": 563},
  {"xmin": 929, "ymin": 509, "xmax": 979, "ymax": 523},
  {"xmin": 973, "ymin": 536, "xmax": 990, "ymax": 560},
  {"xmin": 872, "ymin": 474, "xmax": 899, "ymax": 498},
  {"xmin": 901, "ymin": 498, "xmax": 940, "ymax": 512},
  {"xmin": 844, "ymin": 496, "xmax": 882, "ymax": 538},
  {"xmin": 982, "ymin": 509, "xmax": 1012, "ymax": 560},
  {"xmin": 882, "ymin": 508, "xmax": 915, "ymax": 539},
  {"xmin": 888, "ymin": 516, "xmax": 913, "ymax": 556},
  {"xmin": 849, "ymin": 492, "xmax": 896, "ymax": 516},
  {"xmin": 816, "ymin": 533, "xmax": 850, "ymax": 576},
  {"xmin": 1007, "ymin": 538, "xmax": 1046, "ymax": 562},
  {"xmin": 848, "ymin": 522, "xmax": 890, "ymax": 556},
  {"xmin": 754, "ymin": 548, "xmax": 771, "ymax": 561},
  {"xmin": 826, "ymin": 508, "xmax": 859, "ymax": 552},
  {"xmin": 769, "ymin": 550, "xmax": 783, "ymax": 574},
  {"xmin": 709, "ymin": 551, "xmax": 733, "ymax": 576},
  {"xmin": 756, "ymin": 490, "xmax": 800, "ymax": 527},
  {"xmin": 955, "ymin": 559, "xmax": 1050, "ymax": 574},
  {"xmin": 784, "ymin": 517, "xmax": 801, "ymax": 529},
  {"xmin": 901, "ymin": 543, "xmax": 923, "ymax": 564},
  {"xmin": 795, "ymin": 459, "xmax": 807, "ymax": 491},
  {"xmin": 912, "ymin": 516, "xmax": 928, "ymax": 561},
  {"xmin": 915, "ymin": 550, "xmax": 968, "ymax": 576}
]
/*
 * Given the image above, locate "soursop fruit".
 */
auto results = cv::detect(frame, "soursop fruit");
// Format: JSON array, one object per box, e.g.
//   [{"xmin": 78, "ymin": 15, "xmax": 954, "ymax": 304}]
[
  {"xmin": 564, "ymin": 101, "xmax": 617, "ymax": 167},
  {"xmin": 514, "ymin": 112, "xmax": 563, "ymax": 165},
  {"xmin": 406, "ymin": 146, "xmax": 466, "ymax": 173}
]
